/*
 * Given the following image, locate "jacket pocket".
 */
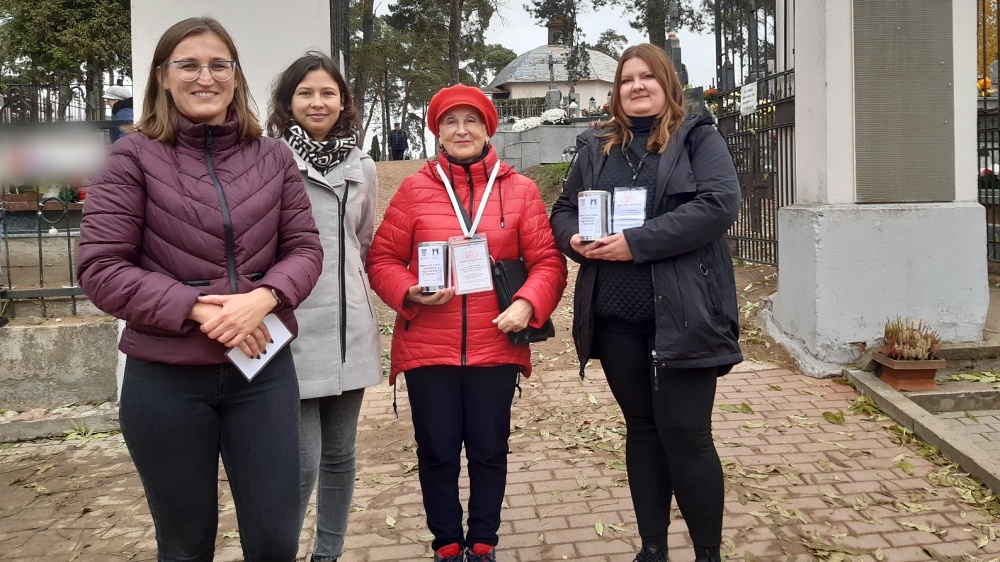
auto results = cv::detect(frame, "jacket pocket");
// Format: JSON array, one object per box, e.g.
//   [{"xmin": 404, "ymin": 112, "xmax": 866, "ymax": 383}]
[
  {"xmin": 698, "ymin": 247, "xmax": 730, "ymax": 324},
  {"xmin": 358, "ymin": 267, "xmax": 375, "ymax": 319}
]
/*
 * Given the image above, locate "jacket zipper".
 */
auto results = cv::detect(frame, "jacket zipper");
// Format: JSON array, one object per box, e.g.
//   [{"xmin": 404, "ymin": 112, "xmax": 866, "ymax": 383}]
[
  {"xmin": 465, "ymin": 170, "xmax": 476, "ymax": 219},
  {"xmin": 650, "ymin": 268, "xmax": 660, "ymax": 392},
  {"xmin": 204, "ymin": 129, "xmax": 238, "ymax": 294},
  {"xmin": 461, "ymin": 169, "xmax": 475, "ymax": 366},
  {"xmin": 461, "ymin": 294, "xmax": 468, "ymax": 365},
  {"xmin": 338, "ymin": 186, "xmax": 350, "ymax": 362}
]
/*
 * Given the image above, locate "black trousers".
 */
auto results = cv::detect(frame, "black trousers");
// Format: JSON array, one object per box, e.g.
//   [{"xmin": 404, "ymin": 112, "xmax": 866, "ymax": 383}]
[
  {"xmin": 120, "ymin": 348, "xmax": 301, "ymax": 562},
  {"xmin": 391, "ymin": 149, "xmax": 405, "ymax": 161},
  {"xmin": 404, "ymin": 365, "xmax": 518, "ymax": 551},
  {"xmin": 593, "ymin": 325, "xmax": 724, "ymax": 550}
]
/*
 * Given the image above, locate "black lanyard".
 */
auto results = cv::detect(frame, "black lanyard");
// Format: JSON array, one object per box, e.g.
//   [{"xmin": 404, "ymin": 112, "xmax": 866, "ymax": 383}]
[{"xmin": 624, "ymin": 148, "xmax": 651, "ymax": 186}]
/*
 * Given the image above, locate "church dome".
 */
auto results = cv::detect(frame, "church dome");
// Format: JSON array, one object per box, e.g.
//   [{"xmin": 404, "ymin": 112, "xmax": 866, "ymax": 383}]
[{"xmin": 487, "ymin": 45, "xmax": 618, "ymax": 90}]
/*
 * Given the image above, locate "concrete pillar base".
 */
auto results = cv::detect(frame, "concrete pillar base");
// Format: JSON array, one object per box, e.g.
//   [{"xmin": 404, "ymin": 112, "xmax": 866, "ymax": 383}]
[{"xmin": 769, "ymin": 202, "xmax": 988, "ymax": 370}]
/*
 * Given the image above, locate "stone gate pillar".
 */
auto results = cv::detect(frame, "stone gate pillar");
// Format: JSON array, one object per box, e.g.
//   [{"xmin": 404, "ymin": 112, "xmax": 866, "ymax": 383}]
[{"xmin": 768, "ymin": 0, "xmax": 986, "ymax": 376}]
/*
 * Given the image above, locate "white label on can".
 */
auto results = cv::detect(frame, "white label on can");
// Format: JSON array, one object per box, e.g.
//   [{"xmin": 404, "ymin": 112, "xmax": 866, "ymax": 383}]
[
  {"xmin": 418, "ymin": 244, "xmax": 448, "ymax": 290},
  {"xmin": 578, "ymin": 191, "xmax": 609, "ymax": 240}
]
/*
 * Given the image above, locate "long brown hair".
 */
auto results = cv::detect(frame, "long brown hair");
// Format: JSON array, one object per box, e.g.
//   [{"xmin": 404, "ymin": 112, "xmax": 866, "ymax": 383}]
[
  {"xmin": 137, "ymin": 17, "xmax": 262, "ymax": 143},
  {"xmin": 598, "ymin": 43, "xmax": 686, "ymax": 155},
  {"xmin": 266, "ymin": 51, "xmax": 359, "ymax": 139}
]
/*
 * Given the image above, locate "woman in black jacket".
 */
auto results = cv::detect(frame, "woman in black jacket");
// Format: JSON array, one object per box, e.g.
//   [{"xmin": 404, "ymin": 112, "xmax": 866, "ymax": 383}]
[{"xmin": 550, "ymin": 44, "xmax": 741, "ymax": 562}]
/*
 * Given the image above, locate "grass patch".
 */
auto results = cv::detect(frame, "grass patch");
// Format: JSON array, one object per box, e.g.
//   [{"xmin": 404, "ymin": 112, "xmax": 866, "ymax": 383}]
[{"xmin": 522, "ymin": 162, "xmax": 571, "ymax": 208}]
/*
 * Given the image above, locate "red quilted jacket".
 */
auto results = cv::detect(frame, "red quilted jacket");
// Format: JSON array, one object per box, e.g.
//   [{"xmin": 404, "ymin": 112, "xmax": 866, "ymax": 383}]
[{"xmin": 366, "ymin": 147, "xmax": 566, "ymax": 383}]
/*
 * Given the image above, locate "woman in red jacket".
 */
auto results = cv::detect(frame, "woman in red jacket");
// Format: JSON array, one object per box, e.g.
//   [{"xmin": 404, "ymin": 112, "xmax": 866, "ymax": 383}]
[
  {"xmin": 366, "ymin": 84, "xmax": 566, "ymax": 562},
  {"xmin": 77, "ymin": 17, "xmax": 322, "ymax": 561}
]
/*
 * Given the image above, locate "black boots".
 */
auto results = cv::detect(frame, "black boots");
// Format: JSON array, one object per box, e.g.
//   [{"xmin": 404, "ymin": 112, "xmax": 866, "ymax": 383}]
[
  {"xmin": 694, "ymin": 546, "xmax": 721, "ymax": 562},
  {"xmin": 632, "ymin": 545, "xmax": 668, "ymax": 562}
]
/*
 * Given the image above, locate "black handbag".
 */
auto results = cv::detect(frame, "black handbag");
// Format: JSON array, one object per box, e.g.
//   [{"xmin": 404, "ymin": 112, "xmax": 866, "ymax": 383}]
[{"xmin": 491, "ymin": 259, "xmax": 556, "ymax": 345}]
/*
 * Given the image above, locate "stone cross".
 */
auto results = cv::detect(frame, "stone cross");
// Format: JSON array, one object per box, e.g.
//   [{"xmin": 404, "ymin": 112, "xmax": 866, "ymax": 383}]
[{"xmin": 545, "ymin": 54, "xmax": 562, "ymax": 110}]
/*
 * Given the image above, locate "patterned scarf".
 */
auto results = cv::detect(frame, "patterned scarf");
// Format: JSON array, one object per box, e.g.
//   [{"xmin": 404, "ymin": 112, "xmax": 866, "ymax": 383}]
[{"xmin": 283, "ymin": 123, "xmax": 359, "ymax": 176}]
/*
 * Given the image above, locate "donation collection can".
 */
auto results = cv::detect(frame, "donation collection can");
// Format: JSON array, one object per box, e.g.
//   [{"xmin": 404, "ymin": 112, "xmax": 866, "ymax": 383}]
[
  {"xmin": 417, "ymin": 241, "xmax": 450, "ymax": 293},
  {"xmin": 578, "ymin": 190, "xmax": 611, "ymax": 241}
]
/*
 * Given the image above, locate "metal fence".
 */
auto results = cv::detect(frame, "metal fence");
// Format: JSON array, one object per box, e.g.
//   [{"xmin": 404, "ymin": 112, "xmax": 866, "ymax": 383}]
[
  {"xmin": 978, "ymin": 0, "xmax": 1000, "ymax": 261},
  {"xmin": 715, "ymin": 0, "xmax": 794, "ymax": 266},
  {"xmin": 717, "ymin": 71, "xmax": 795, "ymax": 266},
  {"xmin": 0, "ymin": 193, "xmax": 86, "ymax": 317},
  {"xmin": 493, "ymin": 97, "xmax": 546, "ymax": 123},
  {"xmin": 1, "ymin": 82, "xmax": 125, "ymax": 316},
  {"xmin": 0, "ymin": 82, "xmax": 112, "ymax": 123}
]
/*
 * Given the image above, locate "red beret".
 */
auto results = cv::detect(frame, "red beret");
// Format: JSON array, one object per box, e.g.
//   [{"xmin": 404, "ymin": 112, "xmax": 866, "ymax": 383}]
[{"xmin": 427, "ymin": 84, "xmax": 499, "ymax": 137}]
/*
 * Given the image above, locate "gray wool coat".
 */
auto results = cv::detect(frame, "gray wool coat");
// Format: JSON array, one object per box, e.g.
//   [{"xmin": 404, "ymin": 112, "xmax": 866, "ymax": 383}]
[{"xmin": 287, "ymin": 145, "xmax": 383, "ymax": 399}]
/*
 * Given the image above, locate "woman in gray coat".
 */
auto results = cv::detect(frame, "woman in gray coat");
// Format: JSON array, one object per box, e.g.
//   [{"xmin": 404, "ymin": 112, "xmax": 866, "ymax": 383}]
[{"xmin": 267, "ymin": 52, "xmax": 382, "ymax": 562}]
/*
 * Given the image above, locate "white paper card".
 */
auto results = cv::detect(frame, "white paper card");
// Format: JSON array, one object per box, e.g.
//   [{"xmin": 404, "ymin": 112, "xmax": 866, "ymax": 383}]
[
  {"xmin": 740, "ymin": 81, "xmax": 758, "ymax": 116},
  {"xmin": 449, "ymin": 235, "xmax": 493, "ymax": 295},
  {"xmin": 226, "ymin": 313, "xmax": 294, "ymax": 382},
  {"xmin": 612, "ymin": 187, "xmax": 647, "ymax": 232}
]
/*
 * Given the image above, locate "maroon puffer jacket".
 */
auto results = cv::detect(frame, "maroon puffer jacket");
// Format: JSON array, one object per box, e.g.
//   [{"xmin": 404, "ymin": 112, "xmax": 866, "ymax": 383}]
[
  {"xmin": 366, "ymin": 146, "xmax": 567, "ymax": 383},
  {"xmin": 77, "ymin": 115, "xmax": 323, "ymax": 365}
]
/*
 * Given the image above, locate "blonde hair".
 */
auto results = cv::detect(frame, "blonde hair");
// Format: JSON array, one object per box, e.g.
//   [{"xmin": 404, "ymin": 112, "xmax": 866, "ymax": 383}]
[
  {"xmin": 598, "ymin": 44, "xmax": 686, "ymax": 155},
  {"xmin": 137, "ymin": 17, "xmax": 262, "ymax": 143}
]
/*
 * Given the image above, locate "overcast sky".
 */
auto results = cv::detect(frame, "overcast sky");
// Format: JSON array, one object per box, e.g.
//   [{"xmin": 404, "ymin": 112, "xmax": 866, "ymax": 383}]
[
  {"xmin": 482, "ymin": 3, "xmax": 717, "ymax": 88},
  {"xmin": 371, "ymin": 2, "xmax": 718, "ymax": 89}
]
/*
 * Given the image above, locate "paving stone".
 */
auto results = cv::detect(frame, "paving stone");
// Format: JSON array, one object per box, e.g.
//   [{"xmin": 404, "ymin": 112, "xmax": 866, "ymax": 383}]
[{"xmin": 6, "ymin": 366, "xmax": 1000, "ymax": 561}]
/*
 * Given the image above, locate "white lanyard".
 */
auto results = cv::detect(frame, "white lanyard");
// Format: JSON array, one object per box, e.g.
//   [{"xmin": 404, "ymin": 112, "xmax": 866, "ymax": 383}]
[{"xmin": 437, "ymin": 161, "xmax": 501, "ymax": 239}]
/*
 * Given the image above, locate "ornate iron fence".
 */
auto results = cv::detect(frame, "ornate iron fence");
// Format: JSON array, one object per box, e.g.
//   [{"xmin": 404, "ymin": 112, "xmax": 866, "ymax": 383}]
[
  {"xmin": 978, "ymin": 0, "xmax": 1000, "ymax": 261},
  {"xmin": 715, "ymin": 0, "xmax": 794, "ymax": 266},
  {"xmin": 493, "ymin": 97, "xmax": 545, "ymax": 124},
  {"xmin": 0, "ymin": 193, "xmax": 86, "ymax": 317},
  {"xmin": 716, "ymin": 71, "xmax": 794, "ymax": 266},
  {"xmin": 1, "ymin": 83, "xmax": 127, "ymax": 316},
  {"xmin": 0, "ymin": 83, "xmax": 109, "ymax": 123}
]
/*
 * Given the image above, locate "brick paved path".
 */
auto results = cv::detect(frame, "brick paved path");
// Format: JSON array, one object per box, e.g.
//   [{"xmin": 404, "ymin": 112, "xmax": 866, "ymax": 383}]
[
  {"xmin": 2, "ymin": 364, "xmax": 999, "ymax": 561},
  {"xmin": 938, "ymin": 410, "xmax": 1000, "ymax": 447}
]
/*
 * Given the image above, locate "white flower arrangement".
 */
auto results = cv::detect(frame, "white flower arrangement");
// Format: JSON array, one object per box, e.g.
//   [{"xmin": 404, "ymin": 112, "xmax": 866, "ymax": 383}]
[
  {"xmin": 540, "ymin": 108, "xmax": 569, "ymax": 124},
  {"xmin": 509, "ymin": 108, "xmax": 570, "ymax": 132},
  {"xmin": 510, "ymin": 116, "xmax": 542, "ymax": 132}
]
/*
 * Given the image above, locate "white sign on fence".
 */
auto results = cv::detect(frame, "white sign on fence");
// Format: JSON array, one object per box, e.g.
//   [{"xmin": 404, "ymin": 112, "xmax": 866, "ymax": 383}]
[{"xmin": 740, "ymin": 81, "xmax": 758, "ymax": 116}]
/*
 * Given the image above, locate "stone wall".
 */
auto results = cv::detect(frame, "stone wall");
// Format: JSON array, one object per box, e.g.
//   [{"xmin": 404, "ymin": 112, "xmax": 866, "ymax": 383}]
[
  {"xmin": 491, "ymin": 122, "xmax": 591, "ymax": 171},
  {"xmin": 0, "ymin": 316, "xmax": 119, "ymax": 411}
]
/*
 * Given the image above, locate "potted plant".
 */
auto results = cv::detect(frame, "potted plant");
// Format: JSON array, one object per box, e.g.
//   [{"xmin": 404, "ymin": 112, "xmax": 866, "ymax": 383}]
[{"xmin": 873, "ymin": 317, "xmax": 945, "ymax": 391}]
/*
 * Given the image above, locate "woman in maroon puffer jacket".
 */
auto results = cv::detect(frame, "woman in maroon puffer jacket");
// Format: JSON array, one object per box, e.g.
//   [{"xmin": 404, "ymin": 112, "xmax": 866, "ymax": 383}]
[
  {"xmin": 76, "ymin": 17, "xmax": 322, "ymax": 561},
  {"xmin": 366, "ymin": 84, "xmax": 566, "ymax": 562}
]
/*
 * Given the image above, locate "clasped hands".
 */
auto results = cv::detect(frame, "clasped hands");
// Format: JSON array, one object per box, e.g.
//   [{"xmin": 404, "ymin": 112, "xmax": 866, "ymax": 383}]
[
  {"xmin": 405, "ymin": 284, "xmax": 535, "ymax": 334},
  {"xmin": 569, "ymin": 232, "xmax": 634, "ymax": 261},
  {"xmin": 190, "ymin": 287, "xmax": 276, "ymax": 358}
]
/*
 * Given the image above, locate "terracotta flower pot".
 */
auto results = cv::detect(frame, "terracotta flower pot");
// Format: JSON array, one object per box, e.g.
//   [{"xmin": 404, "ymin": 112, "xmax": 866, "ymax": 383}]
[{"xmin": 873, "ymin": 351, "xmax": 946, "ymax": 392}]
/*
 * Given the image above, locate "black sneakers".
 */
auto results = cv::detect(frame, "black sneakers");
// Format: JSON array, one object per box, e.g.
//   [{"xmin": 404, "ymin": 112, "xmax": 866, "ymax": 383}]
[{"xmin": 633, "ymin": 545, "xmax": 668, "ymax": 562}]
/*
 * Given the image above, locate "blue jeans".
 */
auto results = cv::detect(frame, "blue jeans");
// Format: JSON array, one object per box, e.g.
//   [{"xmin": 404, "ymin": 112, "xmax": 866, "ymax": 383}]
[
  {"xmin": 405, "ymin": 365, "xmax": 518, "ymax": 552},
  {"xmin": 120, "ymin": 347, "xmax": 301, "ymax": 562},
  {"xmin": 298, "ymin": 389, "xmax": 365, "ymax": 561}
]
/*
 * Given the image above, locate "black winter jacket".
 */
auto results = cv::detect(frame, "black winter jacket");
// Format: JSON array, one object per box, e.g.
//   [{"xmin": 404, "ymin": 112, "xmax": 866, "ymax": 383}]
[{"xmin": 550, "ymin": 113, "xmax": 743, "ymax": 376}]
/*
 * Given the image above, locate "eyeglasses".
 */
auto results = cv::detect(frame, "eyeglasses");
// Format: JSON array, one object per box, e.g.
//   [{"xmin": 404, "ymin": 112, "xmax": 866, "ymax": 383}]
[{"xmin": 168, "ymin": 60, "xmax": 237, "ymax": 82}]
